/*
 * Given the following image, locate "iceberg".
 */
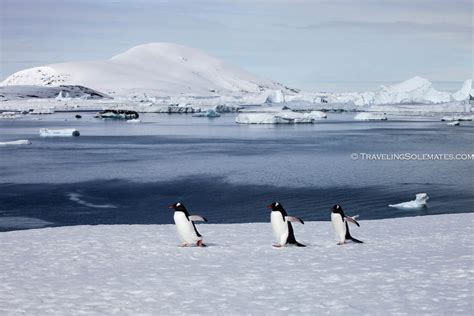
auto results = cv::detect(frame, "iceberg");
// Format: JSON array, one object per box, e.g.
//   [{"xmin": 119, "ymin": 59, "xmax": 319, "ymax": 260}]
[
  {"xmin": 354, "ymin": 112, "xmax": 387, "ymax": 121},
  {"xmin": 39, "ymin": 128, "xmax": 80, "ymax": 137},
  {"xmin": 451, "ymin": 79, "xmax": 472, "ymax": 101},
  {"xmin": 389, "ymin": 193, "xmax": 429, "ymax": 209},
  {"xmin": 265, "ymin": 90, "xmax": 285, "ymax": 103},
  {"xmin": 0, "ymin": 139, "xmax": 31, "ymax": 146},
  {"xmin": 373, "ymin": 76, "xmax": 450, "ymax": 104},
  {"xmin": 192, "ymin": 109, "xmax": 221, "ymax": 118}
]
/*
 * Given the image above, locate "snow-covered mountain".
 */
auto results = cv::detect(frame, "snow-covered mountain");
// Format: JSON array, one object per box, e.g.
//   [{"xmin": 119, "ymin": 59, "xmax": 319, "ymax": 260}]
[{"xmin": 1, "ymin": 43, "xmax": 288, "ymax": 96}]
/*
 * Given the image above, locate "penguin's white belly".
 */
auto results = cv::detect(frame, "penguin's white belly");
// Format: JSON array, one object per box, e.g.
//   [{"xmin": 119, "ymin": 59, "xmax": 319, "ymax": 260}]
[
  {"xmin": 331, "ymin": 213, "xmax": 346, "ymax": 243},
  {"xmin": 174, "ymin": 212, "xmax": 200, "ymax": 244},
  {"xmin": 271, "ymin": 212, "xmax": 288, "ymax": 245}
]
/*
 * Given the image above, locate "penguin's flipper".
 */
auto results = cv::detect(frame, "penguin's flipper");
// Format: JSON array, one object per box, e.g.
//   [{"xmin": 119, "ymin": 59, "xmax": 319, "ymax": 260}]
[
  {"xmin": 189, "ymin": 215, "xmax": 208, "ymax": 222},
  {"xmin": 285, "ymin": 216, "xmax": 304, "ymax": 224},
  {"xmin": 345, "ymin": 216, "xmax": 360, "ymax": 227}
]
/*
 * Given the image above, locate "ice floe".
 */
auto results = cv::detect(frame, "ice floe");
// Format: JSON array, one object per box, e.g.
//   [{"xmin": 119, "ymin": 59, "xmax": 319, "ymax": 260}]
[
  {"xmin": 0, "ymin": 139, "xmax": 31, "ymax": 146},
  {"xmin": 389, "ymin": 193, "xmax": 429, "ymax": 209},
  {"xmin": 192, "ymin": 109, "xmax": 221, "ymax": 118},
  {"xmin": 39, "ymin": 128, "xmax": 80, "ymax": 137},
  {"xmin": 354, "ymin": 112, "xmax": 387, "ymax": 121}
]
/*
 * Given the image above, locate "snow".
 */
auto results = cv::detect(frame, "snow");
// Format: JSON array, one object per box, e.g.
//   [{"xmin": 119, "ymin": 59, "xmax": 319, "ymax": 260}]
[
  {"xmin": 0, "ymin": 213, "xmax": 472, "ymax": 314},
  {"xmin": 354, "ymin": 112, "xmax": 387, "ymax": 121},
  {"xmin": 389, "ymin": 193, "xmax": 429, "ymax": 209},
  {"xmin": 0, "ymin": 85, "xmax": 110, "ymax": 101},
  {"xmin": 1, "ymin": 43, "xmax": 286, "ymax": 96},
  {"xmin": 39, "ymin": 128, "xmax": 80, "ymax": 137},
  {"xmin": 0, "ymin": 139, "xmax": 31, "ymax": 146}
]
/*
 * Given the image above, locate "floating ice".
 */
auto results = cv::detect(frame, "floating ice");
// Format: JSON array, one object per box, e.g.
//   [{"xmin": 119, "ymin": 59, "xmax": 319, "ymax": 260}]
[
  {"xmin": 447, "ymin": 121, "xmax": 460, "ymax": 126},
  {"xmin": 0, "ymin": 139, "xmax": 31, "ymax": 146},
  {"xmin": 354, "ymin": 112, "xmax": 387, "ymax": 121},
  {"xmin": 0, "ymin": 111, "xmax": 20, "ymax": 119},
  {"xmin": 441, "ymin": 115, "xmax": 473, "ymax": 121},
  {"xmin": 126, "ymin": 119, "xmax": 141, "ymax": 123},
  {"xmin": 192, "ymin": 109, "xmax": 221, "ymax": 118},
  {"xmin": 389, "ymin": 193, "xmax": 429, "ymax": 209},
  {"xmin": 303, "ymin": 111, "xmax": 327, "ymax": 119},
  {"xmin": 236, "ymin": 111, "xmax": 317, "ymax": 124},
  {"xmin": 30, "ymin": 108, "xmax": 55, "ymax": 115},
  {"xmin": 39, "ymin": 128, "xmax": 80, "ymax": 137},
  {"xmin": 68, "ymin": 193, "xmax": 117, "ymax": 209}
]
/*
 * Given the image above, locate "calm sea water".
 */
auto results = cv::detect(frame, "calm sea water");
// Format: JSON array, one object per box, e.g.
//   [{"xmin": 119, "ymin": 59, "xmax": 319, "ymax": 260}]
[{"xmin": 0, "ymin": 111, "xmax": 473, "ymax": 231}]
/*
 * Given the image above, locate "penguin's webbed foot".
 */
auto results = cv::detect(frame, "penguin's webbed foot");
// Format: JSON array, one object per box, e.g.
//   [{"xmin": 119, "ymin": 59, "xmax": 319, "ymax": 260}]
[
  {"xmin": 272, "ymin": 244, "xmax": 283, "ymax": 248},
  {"xmin": 196, "ymin": 240, "xmax": 206, "ymax": 247},
  {"xmin": 180, "ymin": 243, "xmax": 188, "ymax": 247},
  {"xmin": 337, "ymin": 242, "xmax": 347, "ymax": 245}
]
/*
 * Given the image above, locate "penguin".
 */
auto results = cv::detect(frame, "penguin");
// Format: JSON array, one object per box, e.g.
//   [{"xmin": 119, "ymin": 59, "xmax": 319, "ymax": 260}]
[
  {"xmin": 169, "ymin": 202, "xmax": 208, "ymax": 247},
  {"xmin": 330, "ymin": 204, "xmax": 363, "ymax": 245},
  {"xmin": 268, "ymin": 202, "xmax": 305, "ymax": 247}
]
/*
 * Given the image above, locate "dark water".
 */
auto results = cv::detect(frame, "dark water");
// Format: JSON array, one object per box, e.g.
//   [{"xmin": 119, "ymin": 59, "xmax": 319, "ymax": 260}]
[{"xmin": 0, "ymin": 111, "xmax": 473, "ymax": 231}]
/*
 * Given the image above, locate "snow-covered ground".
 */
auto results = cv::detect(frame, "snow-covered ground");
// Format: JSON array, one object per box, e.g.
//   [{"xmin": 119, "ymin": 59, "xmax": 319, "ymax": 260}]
[{"xmin": 0, "ymin": 213, "xmax": 472, "ymax": 314}]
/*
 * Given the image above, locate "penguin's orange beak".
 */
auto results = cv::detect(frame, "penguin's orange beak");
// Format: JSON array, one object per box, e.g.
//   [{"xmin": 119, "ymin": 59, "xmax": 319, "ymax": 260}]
[
  {"xmin": 168, "ymin": 204, "xmax": 175, "ymax": 209},
  {"xmin": 267, "ymin": 204, "xmax": 273, "ymax": 209}
]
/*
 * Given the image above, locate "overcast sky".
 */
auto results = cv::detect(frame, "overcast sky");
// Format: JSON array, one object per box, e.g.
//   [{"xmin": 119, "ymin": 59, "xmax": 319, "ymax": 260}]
[{"xmin": 0, "ymin": 0, "xmax": 472, "ymax": 92}]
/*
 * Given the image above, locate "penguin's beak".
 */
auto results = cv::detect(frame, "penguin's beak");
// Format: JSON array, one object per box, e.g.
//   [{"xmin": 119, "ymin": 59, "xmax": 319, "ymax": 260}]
[
  {"xmin": 168, "ymin": 204, "xmax": 175, "ymax": 209},
  {"xmin": 267, "ymin": 204, "xmax": 273, "ymax": 209}
]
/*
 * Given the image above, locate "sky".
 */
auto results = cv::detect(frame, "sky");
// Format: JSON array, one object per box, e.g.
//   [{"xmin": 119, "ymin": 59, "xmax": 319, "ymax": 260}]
[{"xmin": 0, "ymin": 0, "xmax": 472, "ymax": 92}]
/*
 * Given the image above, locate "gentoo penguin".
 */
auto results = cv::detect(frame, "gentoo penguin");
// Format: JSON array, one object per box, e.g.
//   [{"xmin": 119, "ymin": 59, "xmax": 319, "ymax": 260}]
[
  {"xmin": 331, "ymin": 204, "xmax": 363, "ymax": 245},
  {"xmin": 268, "ymin": 202, "xmax": 305, "ymax": 247},
  {"xmin": 169, "ymin": 202, "xmax": 208, "ymax": 247}
]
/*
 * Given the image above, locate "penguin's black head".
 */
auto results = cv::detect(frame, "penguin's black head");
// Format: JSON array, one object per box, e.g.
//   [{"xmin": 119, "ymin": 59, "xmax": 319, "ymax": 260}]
[
  {"xmin": 267, "ymin": 201, "xmax": 283, "ymax": 211},
  {"xmin": 331, "ymin": 204, "xmax": 343, "ymax": 213},
  {"xmin": 168, "ymin": 202, "xmax": 186, "ymax": 212}
]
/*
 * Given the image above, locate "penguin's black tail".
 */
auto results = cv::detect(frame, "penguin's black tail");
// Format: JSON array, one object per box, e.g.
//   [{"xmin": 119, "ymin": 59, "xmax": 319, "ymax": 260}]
[
  {"xmin": 348, "ymin": 237, "xmax": 364, "ymax": 243},
  {"xmin": 293, "ymin": 241, "xmax": 306, "ymax": 247},
  {"xmin": 345, "ymin": 223, "xmax": 364, "ymax": 244}
]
